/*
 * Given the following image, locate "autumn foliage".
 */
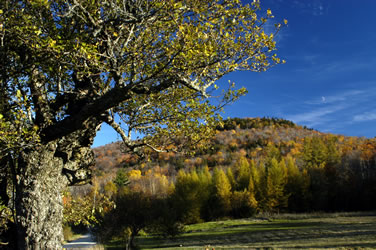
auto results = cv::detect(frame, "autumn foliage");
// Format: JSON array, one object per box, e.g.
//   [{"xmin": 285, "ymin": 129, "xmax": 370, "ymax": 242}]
[{"xmin": 65, "ymin": 117, "xmax": 376, "ymax": 243}]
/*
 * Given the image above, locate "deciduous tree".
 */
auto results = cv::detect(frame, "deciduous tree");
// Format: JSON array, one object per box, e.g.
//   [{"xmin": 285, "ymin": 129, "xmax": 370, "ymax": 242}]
[
  {"xmin": 212, "ymin": 168, "xmax": 232, "ymax": 217},
  {"xmin": 260, "ymin": 158, "xmax": 288, "ymax": 211},
  {"xmin": 0, "ymin": 0, "xmax": 284, "ymax": 248}
]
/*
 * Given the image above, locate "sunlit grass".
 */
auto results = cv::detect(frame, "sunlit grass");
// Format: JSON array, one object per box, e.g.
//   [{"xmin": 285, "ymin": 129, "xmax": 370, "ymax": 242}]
[{"xmin": 131, "ymin": 212, "xmax": 376, "ymax": 250}]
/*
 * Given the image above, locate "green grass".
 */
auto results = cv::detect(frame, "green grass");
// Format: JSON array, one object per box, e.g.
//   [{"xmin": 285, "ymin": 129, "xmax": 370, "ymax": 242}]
[{"xmin": 125, "ymin": 212, "xmax": 376, "ymax": 249}]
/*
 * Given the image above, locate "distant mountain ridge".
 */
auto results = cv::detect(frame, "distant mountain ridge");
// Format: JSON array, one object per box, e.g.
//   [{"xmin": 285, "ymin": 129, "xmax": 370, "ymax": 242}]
[{"xmin": 93, "ymin": 117, "xmax": 371, "ymax": 174}]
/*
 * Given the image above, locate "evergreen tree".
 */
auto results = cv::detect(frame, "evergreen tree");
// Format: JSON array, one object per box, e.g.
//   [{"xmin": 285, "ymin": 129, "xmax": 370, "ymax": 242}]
[{"xmin": 114, "ymin": 169, "xmax": 130, "ymax": 188}]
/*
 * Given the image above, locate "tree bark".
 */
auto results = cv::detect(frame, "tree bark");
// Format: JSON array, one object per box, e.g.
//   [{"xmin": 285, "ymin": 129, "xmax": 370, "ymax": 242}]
[
  {"xmin": 15, "ymin": 142, "xmax": 67, "ymax": 249},
  {"xmin": 13, "ymin": 121, "xmax": 99, "ymax": 249}
]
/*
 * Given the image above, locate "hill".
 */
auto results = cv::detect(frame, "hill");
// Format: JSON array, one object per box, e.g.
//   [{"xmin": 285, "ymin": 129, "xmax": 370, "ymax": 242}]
[
  {"xmin": 93, "ymin": 117, "xmax": 315, "ymax": 174},
  {"xmin": 88, "ymin": 117, "xmax": 376, "ymax": 212}
]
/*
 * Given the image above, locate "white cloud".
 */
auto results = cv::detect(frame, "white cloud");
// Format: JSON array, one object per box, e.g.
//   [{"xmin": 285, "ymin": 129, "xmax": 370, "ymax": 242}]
[
  {"xmin": 286, "ymin": 104, "xmax": 346, "ymax": 127},
  {"xmin": 284, "ymin": 86, "xmax": 376, "ymax": 131},
  {"xmin": 323, "ymin": 60, "xmax": 374, "ymax": 75},
  {"xmin": 353, "ymin": 111, "xmax": 376, "ymax": 122},
  {"xmin": 305, "ymin": 89, "xmax": 365, "ymax": 105}
]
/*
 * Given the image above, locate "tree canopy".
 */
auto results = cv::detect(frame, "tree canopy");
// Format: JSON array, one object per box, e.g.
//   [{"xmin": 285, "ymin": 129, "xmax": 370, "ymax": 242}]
[{"xmin": 0, "ymin": 0, "xmax": 284, "ymax": 155}]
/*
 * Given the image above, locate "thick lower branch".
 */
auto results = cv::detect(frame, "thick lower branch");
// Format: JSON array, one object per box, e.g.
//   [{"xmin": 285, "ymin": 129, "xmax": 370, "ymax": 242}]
[{"xmin": 41, "ymin": 78, "xmax": 173, "ymax": 143}]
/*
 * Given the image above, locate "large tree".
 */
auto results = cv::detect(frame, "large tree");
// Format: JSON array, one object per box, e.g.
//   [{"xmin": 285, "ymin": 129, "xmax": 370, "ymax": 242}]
[{"xmin": 0, "ymin": 0, "xmax": 284, "ymax": 248}]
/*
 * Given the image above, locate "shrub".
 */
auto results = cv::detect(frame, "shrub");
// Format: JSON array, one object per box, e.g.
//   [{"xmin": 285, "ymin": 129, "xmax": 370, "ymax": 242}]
[{"xmin": 63, "ymin": 225, "xmax": 74, "ymax": 242}]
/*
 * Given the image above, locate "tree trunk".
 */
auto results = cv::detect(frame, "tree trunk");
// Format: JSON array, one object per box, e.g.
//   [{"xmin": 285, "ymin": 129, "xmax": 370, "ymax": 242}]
[
  {"xmin": 15, "ymin": 142, "xmax": 67, "ymax": 249},
  {"xmin": 13, "ymin": 122, "xmax": 99, "ymax": 250},
  {"xmin": 129, "ymin": 231, "xmax": 136, "ymax": 250}
]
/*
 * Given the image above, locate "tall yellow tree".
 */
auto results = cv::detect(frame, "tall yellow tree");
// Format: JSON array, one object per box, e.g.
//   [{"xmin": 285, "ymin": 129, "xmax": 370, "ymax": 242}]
[
  {"xmin": 285, "ymin": 156, "xmax": 310, "ymax": 211},
  {"xmin": 260, "ymin": 158, "xmax": 288, "ymax": 211},
  {"xmin": 235, "ymin": 156, "xmax": 251, "ymax": 190},
  {"xmin": 213, "ymin": 168, "xmax": 232, "ymax": 216}
]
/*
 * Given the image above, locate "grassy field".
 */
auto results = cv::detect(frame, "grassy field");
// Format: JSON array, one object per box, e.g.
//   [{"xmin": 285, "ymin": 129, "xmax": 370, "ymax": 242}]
[{"xmin": 108, "ymin": 212, "xmax": 376, "ymax": 249}]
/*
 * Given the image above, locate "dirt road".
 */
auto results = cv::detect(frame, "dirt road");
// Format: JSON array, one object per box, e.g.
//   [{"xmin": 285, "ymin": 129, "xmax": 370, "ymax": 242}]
[{"xmin": 63, "ymin": 233, "xmax": 103, "ymax": 249}]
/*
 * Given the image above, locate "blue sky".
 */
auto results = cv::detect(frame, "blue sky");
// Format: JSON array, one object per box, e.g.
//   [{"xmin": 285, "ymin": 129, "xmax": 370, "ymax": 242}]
[{"xmin": 93, "ymin": 0, "xmax": 376, "ymax": 147}]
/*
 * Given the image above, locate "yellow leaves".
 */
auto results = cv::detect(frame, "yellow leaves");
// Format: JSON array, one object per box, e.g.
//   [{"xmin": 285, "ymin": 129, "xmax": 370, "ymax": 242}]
[
  {"xmin": 49, "ymin": 39, "xmax": 56, "ymax": 47},
  {"xmin": 205, "ymin": 22, "xmax": 214, "ymax": 29},
  {"xmin": 0, "ymin": 104, "xmax": 40, "ymax": 152},
  {"xmin": 29, "ymin": 0, "xmax": 50, "ymax": 8},
  {"xmin": 4, "ymin": 0, "xmax": 286, "ymax": 156},
  {"xmin": 16, "ymin": 89, "xmax": 22, "ymax": 99},
  {"xmin": 284, "ymin": 19, "xmax": 288, "ymax": 25},
  {"xmin": 259, "ymin": 31, "xmax": 267, "ymax": 40},
  {"xmin": 128, "ymin": 169, "xmax": 142, "ymax": 180},
  {"xmin": 173, "ymin": 1, "xmax": 184, "ymax": 9},
  {"xmin": 251, "ymin": 0, "xmax": 260, "ymax": 9}
]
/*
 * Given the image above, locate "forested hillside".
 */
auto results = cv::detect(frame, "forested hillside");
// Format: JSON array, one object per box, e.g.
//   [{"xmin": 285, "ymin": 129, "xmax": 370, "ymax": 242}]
[{"xmin": 64, "ymin": 117, "xmax": 376, "ymax": 242}]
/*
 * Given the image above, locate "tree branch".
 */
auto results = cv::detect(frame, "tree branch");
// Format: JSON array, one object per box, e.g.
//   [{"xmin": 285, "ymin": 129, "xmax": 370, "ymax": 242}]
[
  {"xmin": 102, "ymin": 112, "xmax": 132, "ymax": 148},
  {"xmin": 28, "ymin": 67, "xmax": 54, "ymax": 127},
  {"xmin": 41, "ymin": 75, "xmax": 174, "ymax": 142}
]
